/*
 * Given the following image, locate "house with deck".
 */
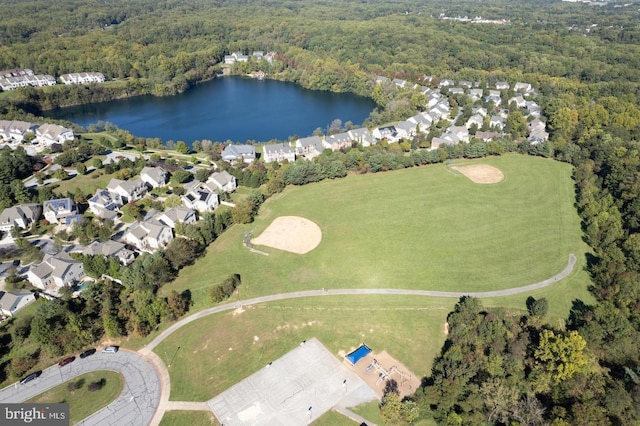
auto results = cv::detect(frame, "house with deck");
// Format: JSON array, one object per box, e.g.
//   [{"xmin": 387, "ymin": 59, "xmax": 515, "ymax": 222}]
[
  {"xmin": 43, "ymin": 198, "xmax": 77, "ymax": 224},
  {"xmin": 123, "ymin": 220, "xmax": 174, "ymax": 252},
  {"xmin": 0, "ymin": 204, "xmax": 41, "ymax": 231},
  {"xmin": 27, "ymin": 253, "xmax": 84, "ymax": 294},
  {"xmin": 207, "ymin": 171, "xmax": 237, "ymax": 193},
  {"xmin": 295, "ymin": 136, "xmax": 324, "ymax": 159},
  {"xmin": 82, "ymin": 240, "xmax": 136, "ymax": 266},
  {"xmin": 221, "ymin": 144, "xmax": 256, "ymax": 163}
]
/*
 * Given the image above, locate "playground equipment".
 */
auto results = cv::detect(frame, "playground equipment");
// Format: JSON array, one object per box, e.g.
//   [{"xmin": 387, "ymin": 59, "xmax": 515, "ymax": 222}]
[{"xmin": 366, "ymin": 359, "xmax": 413, "ymax": 389}]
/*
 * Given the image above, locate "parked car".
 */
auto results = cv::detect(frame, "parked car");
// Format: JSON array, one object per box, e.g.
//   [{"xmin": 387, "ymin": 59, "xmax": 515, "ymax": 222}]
[
  {"xmin": 20, "ymin": 371, "xmax": 42, "ymax": 384},
  {"xmin": 102, "ymin": 346, "xmax": 119, "ymax": 354},
  {"xmin": 79, "ymin": 348, "xmax": 96, "ymax": 359},
  {"xmin": 58, "ymin": 356, "xmax": 75, "ymax": 367}
]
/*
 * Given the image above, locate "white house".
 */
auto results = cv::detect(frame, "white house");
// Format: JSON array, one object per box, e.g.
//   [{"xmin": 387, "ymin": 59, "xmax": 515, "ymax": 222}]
[
  {"xmin": 392, "ymin": 78, "xmax": 407, "ymax": 88},
  {"xmin": 466, "ymin": 114, "xmax": 484, "ymax": 130},
  {"xmin": 295, "ymin": 136, "xmax": 324, "ymax": 159},
  {"xmin": 123, "ymin": 220, "xmax": 174, "ymax": 252},
  {"xmin": 207, "ymin": 170, "xmax": 237, "ymax": 193},
  {"xmin": 438, "ymin": 79, "xmax": 455, "ymax": 88},
  {"xmin": 82, "ymin": 240, "xmax": 136, "ymax": 266},
  {"xmin": 490, "ymin": 115, "xmax": 505, "ymax": 131},
  {"xmin": 59, "ymin": 72, "xmax": 105, "ymax": 85},
  {"xmin": 181, "ymin": 182, "xmax": 220, "ymax": 212},
  {"xmin": 0, "ymin": 291, "xmax": 36, "ymax": 317},
  {"xmin": 348, "ymin": 128, "xmax": 375, "ymax": 147},
  {"xmin": 495, "ymin": 82, "xmax": 510, "ymax": 90},
  {"xmin": 0, "ymin": 120, "xmax": 38, "ymax": 143},
  {"xmin": 156, "ymin": 207, "xmax": 197, "ymax": 228},
  {"xmin": 140, "ymin": 166, "xmax": 168, "ymax": 188},
  {"xmin": 221, "ymin": 144, "xmax": 256, "ymax": 163},
  {"xmin": 88, "ymin": 189, "xmax": 123, "ymax": 219},
  {"xmin": 469, "ymin": 88, "xmax": 484, "ymax": 101},
  {"xmin": 0, "ymin": 204, "xmax": 41, "ymax": 231},
  {"xmin": 107, "ymin": 177, "xmax": 148, "ymax": 203},
  {"xmin": 508, "ymin": 95, "xmax": 526, "ymax": 108},
  {"xmin": 514, "ymin": 82, "xmax": 533, "ymax": 93},
  {"xmin": 27, "ymin": 253, "xmax": 84, "ymax": 293},
  {"xmin": 263, "ymin": 143, "xmax": 295, "ymax": 163},
  {"xmin": 373, "ymin": 126, "xmax": 399, "ymax": 143},
  {"xmin": 395, "ymin": 121, "xmax": 417, "ymax": 139},
  {"xmin": 43, "ymin": 198, "xmax": 77, "ymax": 224},
  {"xmin": 34, "ymin": 124, "xmax": 74, "ymax": 145}
]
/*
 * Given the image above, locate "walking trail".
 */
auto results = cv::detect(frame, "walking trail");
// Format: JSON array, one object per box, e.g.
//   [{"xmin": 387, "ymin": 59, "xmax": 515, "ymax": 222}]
[{"xmin": 145, "ymin": 253, "xmax": 576, "ymax": 425}]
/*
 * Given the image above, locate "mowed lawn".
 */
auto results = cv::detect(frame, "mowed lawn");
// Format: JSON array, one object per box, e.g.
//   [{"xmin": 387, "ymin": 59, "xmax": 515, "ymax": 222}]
[{"xmin": 163, "ymin": 155, "xmax": 585, "ymax": 307}]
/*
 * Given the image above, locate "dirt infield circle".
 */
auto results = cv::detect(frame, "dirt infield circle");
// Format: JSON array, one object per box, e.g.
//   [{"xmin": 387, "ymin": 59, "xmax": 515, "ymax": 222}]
[
  {"xmin": 251, "ymin": 216, "xmax": 322, "ymax": 254},
  {"xmin": 452, "ymin": 164, "xmax": 504, "ymax": 184}
]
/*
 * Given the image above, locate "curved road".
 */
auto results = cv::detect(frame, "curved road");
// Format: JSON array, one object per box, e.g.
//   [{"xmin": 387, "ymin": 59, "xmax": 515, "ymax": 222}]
[
  {"xmin": 0, "ymin": 350, "xmax": 160, "ymax": 425},
  {"xmin": 1, "ymin": 253, "xmax": 576, "ymax": 425}
]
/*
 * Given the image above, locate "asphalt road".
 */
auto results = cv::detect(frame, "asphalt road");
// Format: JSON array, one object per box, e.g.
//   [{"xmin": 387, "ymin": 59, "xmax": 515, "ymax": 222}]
[{"xmin": 0, "ymin": 349, "xmax": 160, "ymax": 426}]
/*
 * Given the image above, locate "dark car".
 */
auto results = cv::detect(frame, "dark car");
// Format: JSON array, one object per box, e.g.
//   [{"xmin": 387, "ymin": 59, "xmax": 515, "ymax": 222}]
[
  {"xmin": 58, "ymin": 356, "xmax": 76, "ymax": 367},
  {"xmin": 79, "ymin": 348, "xmax": 96, "ymax": 359},
  {"xmin": 19, "ymin": 370, "xmax": 42, "ymax": 384}
]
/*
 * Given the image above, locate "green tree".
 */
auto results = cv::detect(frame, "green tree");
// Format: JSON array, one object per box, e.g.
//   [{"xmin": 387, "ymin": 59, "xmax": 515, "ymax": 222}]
[{"xmin": 176, "ymin": 141, "xmax": 190, "ymax": 154}]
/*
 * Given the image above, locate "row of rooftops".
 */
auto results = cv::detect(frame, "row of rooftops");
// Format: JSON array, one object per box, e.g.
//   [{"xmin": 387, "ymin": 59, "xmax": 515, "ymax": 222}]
[
  {"xmin": 0, "ymin": 120, "xmax": 74, "ymax": 145},
  {"xmin": 0, "ymin": 68, "xmax": 105, "ymax": 91},
  {"xmin": 224, "ymin": 51, "xmax": 277, "ymax": 64}
]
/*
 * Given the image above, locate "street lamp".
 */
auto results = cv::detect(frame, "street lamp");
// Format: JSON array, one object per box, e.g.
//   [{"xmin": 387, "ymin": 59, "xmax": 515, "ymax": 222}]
[{"xmin": 169, "ymin": 346, "xmax": 181, "ymax": 367}]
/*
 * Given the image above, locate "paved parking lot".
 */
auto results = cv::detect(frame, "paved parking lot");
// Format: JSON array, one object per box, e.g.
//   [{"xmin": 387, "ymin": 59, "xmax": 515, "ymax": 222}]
[{"xmin": 208, "ymin": 338, "xmax": 377, "ymax": 425}]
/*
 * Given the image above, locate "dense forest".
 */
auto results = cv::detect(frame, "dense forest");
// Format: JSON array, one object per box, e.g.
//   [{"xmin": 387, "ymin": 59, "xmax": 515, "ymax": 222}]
[{"xmin": 2, "ymin": 0, "xmax": 640, "ymax": 424}]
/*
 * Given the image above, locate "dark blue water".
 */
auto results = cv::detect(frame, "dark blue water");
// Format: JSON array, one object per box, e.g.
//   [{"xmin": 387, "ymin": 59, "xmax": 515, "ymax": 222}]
[{"xmin": 45, "ymin": 77, "xmax": 375, "ymax": 145}]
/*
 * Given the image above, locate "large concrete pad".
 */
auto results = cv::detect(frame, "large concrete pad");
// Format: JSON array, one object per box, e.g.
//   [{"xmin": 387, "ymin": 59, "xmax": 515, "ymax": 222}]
[{"xmin": 208, "ymin": 338, "xmax": 378, "ymax": 425}]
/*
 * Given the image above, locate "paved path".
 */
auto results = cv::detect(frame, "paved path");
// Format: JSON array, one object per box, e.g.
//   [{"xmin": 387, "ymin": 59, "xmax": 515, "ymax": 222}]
[
  {"xmin": 0, "ymin": 350, "xmax": 160, "ymax": 426},
  {"xmin": 145, "ymin": 254, "xmax": 576, "ymax": 352}
]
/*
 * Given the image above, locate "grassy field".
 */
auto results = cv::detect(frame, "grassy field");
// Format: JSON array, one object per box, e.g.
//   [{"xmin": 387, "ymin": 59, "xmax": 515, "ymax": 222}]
[
  {"xmin": 27, "ymin": 370, "xmax": 123, "ymax": 425},
  {"xmin": 161, "ymin": 155, "xmax": 586, "ymax": 308},
  {"xmin": 153, "ymin": 268, "xmax": 592, "ymax": 403},
  {"xmin": 159, "ymin": 411, "xmax": 219, "ymax": 426}
]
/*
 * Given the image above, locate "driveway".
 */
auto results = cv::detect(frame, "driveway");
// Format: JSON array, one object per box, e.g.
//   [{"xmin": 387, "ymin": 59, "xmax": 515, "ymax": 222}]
[{"xmin": 0, "ymin": 349, "xmax": 161, "ymax": 426}]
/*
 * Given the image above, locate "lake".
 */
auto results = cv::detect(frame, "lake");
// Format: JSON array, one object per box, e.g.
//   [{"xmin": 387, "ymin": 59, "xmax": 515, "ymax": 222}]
[{"xmin": 45, "ymin": 77, "xmax": 375, "ymax": 145}]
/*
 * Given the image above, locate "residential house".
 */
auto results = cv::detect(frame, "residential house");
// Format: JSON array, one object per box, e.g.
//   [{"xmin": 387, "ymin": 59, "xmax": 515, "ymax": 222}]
[
  {"xmin": 295, "ymin": 136, "xmax": 324, "ymax": 159},
  {"xmin": 449, "ymin": 87, "xmax": 464, "ymax": 96},
  {"xmin": 408, "ymin": 113, "xmax": 433, "ymax": 129},
  {"xmin": 372, "ymin": 126, "xmax": 399, "ymax": 143},
  {"xmin": 103, "ymin": 151, "xmax": 140, "ymax": 165},
  {"xmin": 59, "ymin": 72, "xmax": 105, "ymax": 85},
  {"xmin": 0, "ymin": 204, "xmax": 41, "ymax": 231},
  {"xmin": 466, "ymin": 114, "xmax": 484, "ymax": 130},
  {"xmin": 508, "ymin": 95, "xmax": 526, "ymax": 108},
  {"xmin": 527, "ymin": 118, "xmax": 549, "ymax": 144},
  {"xmin": 375, "ymin": 76, "xmax": 390, "ymax": 85},
  {"xmin": 430, "ymin": 137, "xmax": 458, "ymax": 150},
  {"xmin": 253, "ymin": 51, "xmax": 264, "ymax": 60},
  {"xmin": 458, "ymin": 81, "xmax": 473, "ymax": 89},
  {"xmin": 448, "ymin": 126, "xmax": 470, "ymax": 143},
  {"xmin": 207, "ymin": 170, "xmax": 237, "ymax": 193},
  {"xmin": 472, "ymin": 107, "xmax": 488, "ymax": 117},
  {"xmin": 107, "ymin": 177, "xmax": 148, "ymax": 203},
  {"xmin": 34, "ymin": 124, "xmax": 74, "ymax": 145},
  {"xmin": 88, "ymin": 189, "xmax": 123, "ymax": 219},
  {"xmin": 395, "ymin": 121, "xmax": 417, "ymax": 139},
  {"xmin": 181, "ymin": 182, "xmax": 219, "ymax": 212},
  {"xmin": 469, "ymin": 88, "xmax": 484, "ymax": 102},
  {"xmin": 0, "ymin": 291, "xmax": 36, "ymax": 317},
  {"xmin": 475, "ymin": 131, "xmax": 502, "ymax": 142},
  {"xmin": 323, "ymin": 132, "xmax": 352, "ymax": 151},
  {"xmin": 140, "ymin": 166, "xmax": 168, "ymax": 188},
  {"xmin": 27, "ymin": 252, "xmax": 84, "ymax": 293},
  {"xmin": 156, "ymin": 207, "xmax": 197, "ymax": 228},
  {"xmin": 42, "ymin": 198, "xmax": 77, "ymax": 224},
  {"xmin": 348, "ymin": 128, "xmax": 375, "ymax": 147},
  {"xmin": 438, "ymin": 79, "xmax": 454, "ymax": 88},
  {"xmin": 221, "ymin": 144, "xmax": 256, "ymax": 163},
  {"xmin": 392, "ymin": 78, "xmax": 407, "ymax": 89},
  {"xmin": 82, "ymin": 240, "xmax": 136, "ymax": 266},
  {"xmin": 123, "ymin": 220, "xmax": 174, "ymax": 252},
  {"xmin": 263, "ymin": 143, "xmax": 295, "ymax": 163},
  {"xmin": 514, "ymin": 82, "xmax": 533, "ymax": 93},
  {"xmin": 490, "ymin": 115, "xmax": 505, "ymax": 131},
  {"xmin": 0, "ymin": 120, "xmax": 38, "ymax": 143},
  {"xmin": 495, "ymin": 82, "xmax": 510, "ymax": 90},
  {"xmin": 485, "ymin": 90, "xmax": 501, "ymax": 104}
]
